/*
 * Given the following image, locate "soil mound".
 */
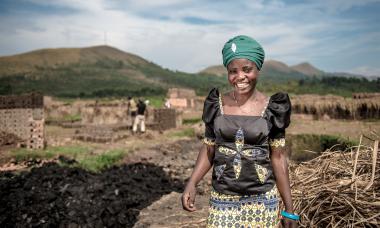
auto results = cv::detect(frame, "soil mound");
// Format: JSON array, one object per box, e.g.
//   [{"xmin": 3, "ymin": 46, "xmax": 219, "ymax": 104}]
[{"xmin": 0, "ymin": 162, "xmax": 183, "ymax": 227}]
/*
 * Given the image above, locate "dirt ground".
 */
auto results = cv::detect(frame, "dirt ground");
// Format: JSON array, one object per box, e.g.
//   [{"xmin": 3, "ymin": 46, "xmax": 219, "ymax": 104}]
[
  {"xmin": 127, "ymin": 139, "xmax": 211, "ymax": 228},
  {"xmin": 1, "ymin": 115, "xmax": 379, "ymax": 227},
  {"xmin": 1, "ymin": 125, "xmax": 210, "ymax": 227}
]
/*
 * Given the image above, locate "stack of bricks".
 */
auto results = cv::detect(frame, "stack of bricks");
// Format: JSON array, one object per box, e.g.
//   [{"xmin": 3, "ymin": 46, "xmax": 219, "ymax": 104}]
[
  {"xmin": 0, "ymin": 93, "xmax": 44, "ymax": 149},
  {"xmin": 153, "ymin": 108, "xmax": 176, "ymax": 131},
  {"xmin": 73, "ymin": 125, "xmax": 127, "ymax": 143}
]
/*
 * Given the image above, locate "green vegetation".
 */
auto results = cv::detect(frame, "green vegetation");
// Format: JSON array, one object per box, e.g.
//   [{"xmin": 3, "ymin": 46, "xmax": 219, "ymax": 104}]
[
  {"xmin": 11, "ymin": 146, "xmax": 89, "ymax": 162},
  {"xmin": 168, "ymin": 127, "xmax": 195, "ymax": 138},
  {"xmin": 135, "ymin": 62, "xmax": 229, "ymax": 95},
  {"xmin": 45, "ymin": 114, "xmax": 82, "ymax": 123},
  {"xmin": 145, "ymin": 95, "xmax": 165, "ymax": 108},
  {"xmin": 257, "ymin": 76, "xmax": 380, "ymax": 97},
  {"xmin": 288, "ymin": 134, "xmax": 358, "ymax": 162},
  {"xmin": 10, "ymin": 146, "xmax": 128, "ymax": 172},
  {"xmin": 1, "ymin": 61, "xmax": 378, "ymax": 98},
  {"xmin": 78, "ymin": 149, "xmax": 125, "ymax": 172},
  {"xmin": 0, "ymin": 46, "xmax": 378, "ymax": 98},
  {"xmin": 63, "ymin": 114, "xmax": 82, "ymax": 122},
  {"xmin": 293, "ymin": 76, "xmax": 380, "ymax": 97},
  {"xmin": 183, "ymin": 117, "xmax": 202, "ymax": 125},
  {"xmin": 0, "ymin": 60, "xmax": 166, "ymax": 98}
]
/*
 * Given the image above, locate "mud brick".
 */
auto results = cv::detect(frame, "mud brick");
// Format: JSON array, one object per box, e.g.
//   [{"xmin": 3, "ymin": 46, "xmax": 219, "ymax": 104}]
[
  {"xmin": 74, "ymin": 125, "xmax": 117, "ymax": 143},
  {"xmin": 0, "ymin": 94, "xmax": 45, "ymax": 149},
  {"xmin": 0, "ymin": 93, "xmax": 43, "ymax": 109},
  {"xmin": 31, "ymin": 109, "xmax": 43, "ymax": 120},
  {"xmin": 153, "ymin": 109, "xmax": 176, "ymax": 131}
]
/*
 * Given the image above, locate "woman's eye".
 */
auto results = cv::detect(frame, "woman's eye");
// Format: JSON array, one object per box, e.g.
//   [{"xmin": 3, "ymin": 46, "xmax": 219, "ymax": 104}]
[{"xmin": 243, "ymin": 68, "xmax": 252, "ymax": 73}]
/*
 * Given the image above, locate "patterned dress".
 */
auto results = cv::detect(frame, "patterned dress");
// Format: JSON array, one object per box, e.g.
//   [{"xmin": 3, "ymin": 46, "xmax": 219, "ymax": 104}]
[{"xmin": 202, "ymin": 88, "xmax": 291, "ymax": 228}]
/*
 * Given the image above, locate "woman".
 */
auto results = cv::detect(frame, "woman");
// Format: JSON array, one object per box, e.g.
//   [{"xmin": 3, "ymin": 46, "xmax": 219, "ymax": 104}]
[{"xmin": 181, "ymin": 35, "xmax": 299, "ymax": 227}]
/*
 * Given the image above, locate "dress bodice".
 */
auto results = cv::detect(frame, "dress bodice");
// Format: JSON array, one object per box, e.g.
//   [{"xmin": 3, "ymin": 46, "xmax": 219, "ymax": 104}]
[
  {"xmin": 214, "ymin": 115, "xmax": 269, "ymax": 147},
  {"xmin": 202, "ymin": 88, "xmax": 291, "ymax": 195}
]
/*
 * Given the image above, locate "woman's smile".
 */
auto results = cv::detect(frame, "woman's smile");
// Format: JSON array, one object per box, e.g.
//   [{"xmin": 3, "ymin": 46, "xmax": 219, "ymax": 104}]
[
  {"xmin": 236, "ymin": 82, "xmax": 250, "ymax": 89},
  {"xmin": 227, "ymin": 58, "xmax": 259, "ymax": 95}
]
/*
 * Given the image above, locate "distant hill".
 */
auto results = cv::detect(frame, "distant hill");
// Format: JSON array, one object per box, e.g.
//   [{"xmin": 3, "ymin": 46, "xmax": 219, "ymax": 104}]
[
  {"xmin": 199, "ymin": 65, "xmax": 226, "ymax": 77},
  {"xmin": 262, "ymin": 60, "xmax": 294, "ymax": 73},
  {"xmin": 290, "ymin": 62, "xmax": 324, "ymax": 76},
  {"xmin": 0, "ymin": 45, "xmax": 378, "ymax": 98},
  {"xmin": 199, "ymin": 60, "xmax": 311, "ymax": 81},
  {"xmin": 260, "ymin": 60, "xmax": 308, "ymax": 81},
  {"xmin": 0, "ymin": 45, "xmax": 150, "ymax": 76},
  {"xmin": 0, "ymin": 45, "xmax": 227, "ymax": 97}
]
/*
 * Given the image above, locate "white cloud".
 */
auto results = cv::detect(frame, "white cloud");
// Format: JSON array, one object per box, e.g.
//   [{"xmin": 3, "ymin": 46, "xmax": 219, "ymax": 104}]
[{"xmin": 0, "ymin": 0, "xmax": 378, "ymax": 73}]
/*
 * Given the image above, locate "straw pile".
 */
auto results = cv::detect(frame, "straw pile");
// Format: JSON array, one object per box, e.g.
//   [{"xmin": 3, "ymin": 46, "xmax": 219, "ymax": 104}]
[
  {"xmin": 353, "ymin": 93, "xmax": 380, "ymax": 99},
  {"xmin": 291, "ymin": 134, "xmax": 379, "ymax": 227},
  {"xmin": 291, "ymin": 94, "xmax": 380, "ymax": 120}
]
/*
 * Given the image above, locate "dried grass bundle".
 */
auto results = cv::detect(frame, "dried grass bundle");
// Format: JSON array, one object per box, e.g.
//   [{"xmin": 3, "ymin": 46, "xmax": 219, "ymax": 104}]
[
  {"xmin": 291, "ymin": 134, "xmax": 379, "ymax": 227},
  {"xmin": 292, "ymin": 94, "xmax": 380, "ymax": 120}
]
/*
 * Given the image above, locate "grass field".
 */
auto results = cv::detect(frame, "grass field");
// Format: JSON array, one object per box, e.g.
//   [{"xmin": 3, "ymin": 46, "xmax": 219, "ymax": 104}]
[{"xmin": 9, "ymin": 145, "xmax": 128, "ymax": 172}]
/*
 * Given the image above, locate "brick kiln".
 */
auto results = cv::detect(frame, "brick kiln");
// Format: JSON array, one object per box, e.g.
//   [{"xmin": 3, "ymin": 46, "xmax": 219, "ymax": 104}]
[{"xmin": 0, "ymin": 93, "xmax": 45, "ymax": 149}]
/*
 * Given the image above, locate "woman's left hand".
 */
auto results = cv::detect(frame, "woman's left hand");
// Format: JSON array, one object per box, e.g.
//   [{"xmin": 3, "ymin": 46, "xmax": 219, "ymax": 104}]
[{"xmin": 281, "ymin": 217, "xmax": 298, "ymax": 228}]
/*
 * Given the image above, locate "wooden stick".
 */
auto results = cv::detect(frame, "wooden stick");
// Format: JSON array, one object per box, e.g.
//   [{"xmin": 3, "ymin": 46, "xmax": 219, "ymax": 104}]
[
  {"xmin": 364, "ymin": 140, "xmax": 378, "ymax": 191},
  {"xmin": 351, "ymin": 135, "xmax": 362, "ymax": 190}
]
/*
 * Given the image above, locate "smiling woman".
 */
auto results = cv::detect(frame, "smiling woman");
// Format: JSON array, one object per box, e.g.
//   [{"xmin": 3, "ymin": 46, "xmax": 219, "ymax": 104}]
[{"xmin": 182, "ymin": 35, "xmax": 299, "ymax": 228}]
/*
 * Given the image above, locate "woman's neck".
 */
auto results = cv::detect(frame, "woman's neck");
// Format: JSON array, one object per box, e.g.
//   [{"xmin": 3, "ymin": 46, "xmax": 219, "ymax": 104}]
[{"xmin": 233, "ymin": 88, "xmax": 257, "ymax": 105}]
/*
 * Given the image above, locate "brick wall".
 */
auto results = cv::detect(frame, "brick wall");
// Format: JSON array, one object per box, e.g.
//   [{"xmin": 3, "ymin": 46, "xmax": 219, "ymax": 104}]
[
  {"xmin": 0, "ymin": 93, "xmax": 45, "ymax": 149},
  {"xmin": 153, "ymin": 109, "xmax": 176, "ymax": 131}
]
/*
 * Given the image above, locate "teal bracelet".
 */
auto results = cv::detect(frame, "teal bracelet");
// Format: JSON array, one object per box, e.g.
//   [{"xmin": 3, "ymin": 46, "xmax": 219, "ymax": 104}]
[{"xmin": 281, "ymin": 210, "xmax": 300, "ymax": 221}]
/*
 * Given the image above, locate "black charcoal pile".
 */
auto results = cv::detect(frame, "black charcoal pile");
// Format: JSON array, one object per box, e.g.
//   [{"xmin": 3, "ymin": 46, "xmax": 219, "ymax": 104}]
[{"xmin": 0, "ymin": 162, "xmax": 183, "ymax": 227}]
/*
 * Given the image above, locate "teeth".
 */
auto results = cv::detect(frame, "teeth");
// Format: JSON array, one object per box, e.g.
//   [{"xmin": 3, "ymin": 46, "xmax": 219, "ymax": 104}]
[{"xmin": 236, "ymin": 83, "xmax": 249, "ymax": 89}]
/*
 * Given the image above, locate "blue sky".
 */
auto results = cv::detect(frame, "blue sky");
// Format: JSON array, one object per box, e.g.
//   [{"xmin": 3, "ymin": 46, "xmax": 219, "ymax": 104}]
[{"xmin": 0, "ymin": 0, "xmax": 379, "ymax": 76}]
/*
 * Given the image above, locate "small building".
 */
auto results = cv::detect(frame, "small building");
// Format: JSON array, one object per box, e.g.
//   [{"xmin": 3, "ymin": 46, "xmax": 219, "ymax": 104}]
[{"xmin": 167, "ymin": 88, "xmax": 203, "ymax": 111}]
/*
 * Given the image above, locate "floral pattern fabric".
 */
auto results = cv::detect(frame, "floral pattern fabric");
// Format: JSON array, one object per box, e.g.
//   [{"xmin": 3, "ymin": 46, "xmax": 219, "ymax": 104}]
[{"xmin": 207, "ymin": 186, "xmax": 280, "ymax": 228}]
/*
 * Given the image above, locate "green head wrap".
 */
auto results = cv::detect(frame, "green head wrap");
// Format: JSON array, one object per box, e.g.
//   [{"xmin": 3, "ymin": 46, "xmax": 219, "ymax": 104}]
[{"xmin": 222, "ymin": 35, "xmax": 265, "ymax": 71}]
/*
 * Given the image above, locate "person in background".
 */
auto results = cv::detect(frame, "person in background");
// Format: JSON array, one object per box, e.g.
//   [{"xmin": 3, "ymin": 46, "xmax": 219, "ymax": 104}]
[
  {"xmin": 128, "ymin": 96, "xmax": 137, "ymax": 129},
  {"xmin": 164, "ymin": 98, "xmax": 171, "ymax": 108},
  {"xmin": 181, "ymin": 35, "xmax": 298, "ymax": 227},
  {"xmin": 133, "ymin": 98, "xmax": 147, "ymax": 134}
]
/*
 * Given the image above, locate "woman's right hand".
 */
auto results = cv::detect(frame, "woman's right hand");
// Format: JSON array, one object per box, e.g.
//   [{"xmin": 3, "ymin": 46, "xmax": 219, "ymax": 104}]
[
  {"xmin": 281, "ymin": 217, "xmax": 298, "ymax": 228},
  {"xmin": 181, "ymin": 182, "xmax": 197, "ymax": 212}
]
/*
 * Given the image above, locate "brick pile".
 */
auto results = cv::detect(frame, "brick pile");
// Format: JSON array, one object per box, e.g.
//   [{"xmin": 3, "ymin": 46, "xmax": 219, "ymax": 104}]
[
  {"xmin": 152, "ymin": 108, "xmax": 176, "ymax": 131},
  {"xmin": 73, "ymin": 125, "xmax": 127, "ymax": 143},
  {"xmin": 0, "ymin": 93, "xmax": 44, "ymax": 149}
]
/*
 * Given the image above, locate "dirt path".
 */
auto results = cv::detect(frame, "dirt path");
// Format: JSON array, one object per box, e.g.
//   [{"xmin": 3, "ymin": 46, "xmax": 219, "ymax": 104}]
[
  {"xmin": 134, "ymin": 192, "xmax": 209, "ymax": 228},
  {"xmin": 124, "ymin": 139, "xmax": 212, "ymax": 227}
]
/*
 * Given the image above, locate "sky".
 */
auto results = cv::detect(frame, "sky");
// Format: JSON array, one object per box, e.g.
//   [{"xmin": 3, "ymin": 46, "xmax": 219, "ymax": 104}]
[{"xmin": 0, "ymin": 0, "xmax": 379, "ymax": 76}]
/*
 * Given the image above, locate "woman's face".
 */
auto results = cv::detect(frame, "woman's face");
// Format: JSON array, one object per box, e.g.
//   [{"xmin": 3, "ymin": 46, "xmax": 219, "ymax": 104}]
[{"xmin": 227, "ymin": 58, "xmax": 259, "ymax": 95}]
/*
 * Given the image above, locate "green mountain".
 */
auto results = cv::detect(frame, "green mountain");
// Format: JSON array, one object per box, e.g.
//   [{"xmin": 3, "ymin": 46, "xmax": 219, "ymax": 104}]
[
  {"xmin": 199, "ymin": 65, "xmax": 226, "ymax": 77},
  {"xmin": 290, "ymin": 62, "xmax": 324, "ymax": 76},
  {"xmin": 199, "ymin": 60, "xmax": 379, "ymax": 96},
  {"xmin": 200, "ymin": 60, "xmax": 312, "ymax": 81},
  {"xmin": 0, "ymin": 45, "xmax": 378, "ymax": 98},
  {"xmin": 0, "ymin": 45, "xmax": 227, "ymax": 97}
]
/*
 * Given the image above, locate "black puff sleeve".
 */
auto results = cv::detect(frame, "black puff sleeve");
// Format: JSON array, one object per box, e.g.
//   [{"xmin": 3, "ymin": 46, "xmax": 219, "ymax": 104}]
[
  {"xmin": 265, "ymin": 92, "xmax": 291, "ymax": 140},
  {"xmin": 202, "ymin": 88, "xmax": 221, "ymax": 145}
]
